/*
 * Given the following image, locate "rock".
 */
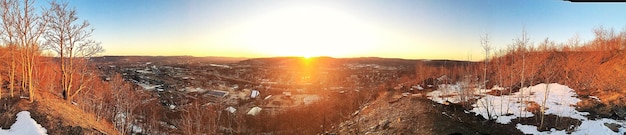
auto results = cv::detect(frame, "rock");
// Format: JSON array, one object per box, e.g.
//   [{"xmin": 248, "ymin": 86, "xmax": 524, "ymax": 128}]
[
  {"xmin": 379, "ymin": 120, "xmax": 391, "ymax": 129},
  {"xmin": 614, "ymin": 107, "xmax": 626, "ymax": 118},
  {"xmin": 604, "ymin": 123, "xmax": 621, "ymax": 132}
]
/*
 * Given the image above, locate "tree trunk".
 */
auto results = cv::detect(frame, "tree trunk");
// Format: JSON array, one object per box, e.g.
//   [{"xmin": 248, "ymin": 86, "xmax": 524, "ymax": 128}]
[
  {"xmin": 9, "ymin": 48, "xmax": 15, "ymax": 97},
  {"xmin": 27, "ymin": 44, "xmax": 35, "ymax": 103},
  {"xmin": 540, "ymin": 84, "xmax": 550, "ymax": 129}
]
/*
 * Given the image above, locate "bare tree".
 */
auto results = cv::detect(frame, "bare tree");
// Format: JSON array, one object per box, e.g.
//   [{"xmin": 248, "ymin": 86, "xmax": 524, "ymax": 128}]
[
  {"xmin": 0, "ymin": 0, "xmax": 47, "ymax": 102},
  {"xmin": 0, "ymin": 67, "xmax": 2, "ymax": 98},
  {"xmin": 621, "ymin": 28, "xmax": 626, "ymax": 50},
  {"xmin": 180, "ymin": 100, "xmax": 220, "ymax": 134},
  {"xmin": 537, "ymin": 38, "xmax": 557, "ymax": 130},
  {"xmin": 515, "ymin": 27, "xmax": 530, "ymax": 117},
  {"xmin": 0, "ymin": 47, "xmax": 6, "ymax": 99},
  {"xmin": 480, "ymin": 32, "xmax": 494, "ymax": 119},
  {"xmin": 494, "ymin": 49, "xmax": 507, "ymax": 115},
  {"xmin": 0, "ymin": 0, "xmax": 17, "ymax": 98},
  {"xmin": 44, "ymin": 1, "xmax": 103, "ymax": 102},
  {"xmin": 109, "ymin": 74, "xmax": 139, "ymax": 134}
]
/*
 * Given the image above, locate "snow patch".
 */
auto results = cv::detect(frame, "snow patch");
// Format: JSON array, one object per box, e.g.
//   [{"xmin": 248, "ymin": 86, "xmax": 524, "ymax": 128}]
[
  {"xmin": 209, "ymin": 64, "xmax": 231, "ymax": 69},
  {"xmin": 137, "ymin": 83, "xmax": 161, "ymax": 91},
  {"xmin": 0, "ymin": 111, "xmax": 47, "ymax": 135},
  {"xmin": 516, "ymin": 118, "xmax": 626, "ymax": 135},
  {"xmin": 182, "ymin": 87, "xmax": 208, "ymax": 93},
  {"xmin": 131, "ymin": 124, "xmax": 143, "ymax": 133},
  {"xmin": 471, "ymin": 83, "xmax": 588, "ymax": 123},
  {"xmin": 427, "ymin": 83, "xmax": 626, "ymax": 134},
  {"xmin": 427, "ymin": 82, "xmax": 486, "ymax": 104}
]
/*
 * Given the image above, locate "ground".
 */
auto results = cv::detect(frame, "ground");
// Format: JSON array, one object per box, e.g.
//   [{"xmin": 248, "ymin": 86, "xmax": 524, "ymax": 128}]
[
  {"xmin": 0, "ymin": 92, "xmax": 117, "ymax": 135},
  {"xmin": 332, "ymin": 91, "xmax": 523, "ymax": 135}
]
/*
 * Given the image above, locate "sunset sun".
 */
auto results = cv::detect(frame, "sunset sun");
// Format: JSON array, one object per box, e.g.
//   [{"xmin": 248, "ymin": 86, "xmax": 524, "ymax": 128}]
[{"xmin": 234, "ymin": 5, "xmax": 381, "ymax": 58}]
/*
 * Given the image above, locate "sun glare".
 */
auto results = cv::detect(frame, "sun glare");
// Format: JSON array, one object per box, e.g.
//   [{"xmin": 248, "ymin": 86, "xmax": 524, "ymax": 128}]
[{"xmin": 235, "ymin": 5, "xmax": 381, "ymax": 58}]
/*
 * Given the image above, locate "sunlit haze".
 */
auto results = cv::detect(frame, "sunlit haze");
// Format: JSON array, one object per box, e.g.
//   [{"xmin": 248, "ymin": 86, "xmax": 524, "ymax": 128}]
[{"xmin": 68, "ymin": 0, "xmax": 626, "ymax": 60}]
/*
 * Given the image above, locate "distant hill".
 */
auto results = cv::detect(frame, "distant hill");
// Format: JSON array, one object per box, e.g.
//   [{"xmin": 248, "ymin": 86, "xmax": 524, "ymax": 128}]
[
  {"xmin": 90, "ymin": 56, "xmax": 249, "ymax": 64},
  {"xmin": 239, "ymin": 56, "xmax": 475, "ymax": 68},
  {"xmin": 91, "ymin": 56, "xmax": 476, "ymax": 68}
]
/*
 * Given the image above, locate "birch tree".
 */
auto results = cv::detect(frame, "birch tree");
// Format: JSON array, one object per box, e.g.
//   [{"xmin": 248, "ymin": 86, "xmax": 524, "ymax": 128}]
[
  {"xmin": 0, "ymin": 0, "xmax": 47, "ymax": 102},
  {"xmin": 516, "ymin": 28, "xmax": 530, "ymax": 117},
  {"xmin": 44, "ymin": 1, "xmax": 103, "ymax": 102},
  {"xmin": 538, "ymin": 38, "xmax": 556, "ymax": 130},
  {"xmin": 480, "ymin": 32, "xmax": 494, "ymax": 119},
  {"xmin": 0, "ymin": 0, "xmax": 17, "ymax": 98}
]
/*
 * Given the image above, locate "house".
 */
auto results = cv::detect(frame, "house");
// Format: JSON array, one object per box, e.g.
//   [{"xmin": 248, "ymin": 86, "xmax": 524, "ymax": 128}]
[{"xmin": 250, "ymin": 90, "xmax": 260, "ymax": 98}]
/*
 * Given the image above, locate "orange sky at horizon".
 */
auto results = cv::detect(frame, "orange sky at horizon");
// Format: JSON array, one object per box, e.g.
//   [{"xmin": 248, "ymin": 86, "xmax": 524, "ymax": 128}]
[{"xmin": 72, "ymin": 1, "xmax": 626, "ymax": 61}]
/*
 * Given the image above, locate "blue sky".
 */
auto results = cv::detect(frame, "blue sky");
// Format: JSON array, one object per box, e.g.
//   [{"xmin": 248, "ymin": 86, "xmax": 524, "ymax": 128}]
[{"xmin": 54, "ymin": 0, "xmax": 626, "ymax": 60}]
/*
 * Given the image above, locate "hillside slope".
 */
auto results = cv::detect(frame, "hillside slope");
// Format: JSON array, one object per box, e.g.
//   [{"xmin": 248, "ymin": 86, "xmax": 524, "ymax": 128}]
[
  {"xmin": 0, "ymin": 92, "xmax": 118, "ymax": 135},
  {"xmin": 331, "ymin": 91, "xmax": 523, "ymax": 135},
  {"xmin": 490, "ymin": 50, "xmax": 626, "ymax": 118}
]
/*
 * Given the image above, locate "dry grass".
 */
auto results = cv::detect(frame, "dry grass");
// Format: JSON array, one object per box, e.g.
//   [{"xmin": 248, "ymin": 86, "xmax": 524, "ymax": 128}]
[
  {"xmin": 524, "ymin": 101, "xmax": 541, "ymax": 113},
  {"xmin": 33, "ymin": 91, "xmax": 118, "ymax": 135}
]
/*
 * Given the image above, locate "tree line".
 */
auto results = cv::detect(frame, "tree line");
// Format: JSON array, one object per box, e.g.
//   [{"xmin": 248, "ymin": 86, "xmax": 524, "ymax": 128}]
[{"xmin": 413, "ymin": 26, "xmax": 626, "ymax": 131}]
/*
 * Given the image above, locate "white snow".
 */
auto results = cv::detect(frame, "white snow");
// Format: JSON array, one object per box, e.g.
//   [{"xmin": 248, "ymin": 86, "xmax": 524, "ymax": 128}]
[
  {"xmin": 131, "ymin": 124, "xmax": 143, "ymax": 133},
  {"xmin": 427, "ymin": 82, "xmax": 487, "ymax": 104},
  {"xmin": 0, "ymin": 111, "xmax": 47, "ymax": 135},
  {"xmin": 209, "ymin": 64, "xmax": 231, "ymax": 69},
  {"xmin": 427, "ymin": 83, "xmax": 626, "ymax": 134},
  {"xmin": 575, "ymin": 119, "xmax": 625, "ymax": 135},
  {"xmin": 182, "ymin": 87, "xmax": 208, "ymax": 93},
  {"xmin": 517, "ymin": 118, "xmax": 626, "ymax": 135},
  {"xmin": 471, "ymin": 83, "xmax": 588, "ymax": 123},
  {"xmin": 137, "ymin": 83, "xmax": 161, "ymax": 91},
  {"xmin": 412, "ymin": 85, "xmax": 424, "ymax": 90},
  {"xmin": 516, "ymin": 123, "xmax": 569, "ymax": 135}
]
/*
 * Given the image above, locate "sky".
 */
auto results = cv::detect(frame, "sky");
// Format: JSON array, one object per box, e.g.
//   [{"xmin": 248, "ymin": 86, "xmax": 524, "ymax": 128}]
[{"xmin": 53, "ymin": 0, "xmax": 626, "ymax": 60}]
